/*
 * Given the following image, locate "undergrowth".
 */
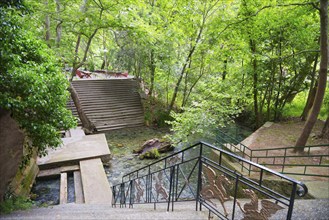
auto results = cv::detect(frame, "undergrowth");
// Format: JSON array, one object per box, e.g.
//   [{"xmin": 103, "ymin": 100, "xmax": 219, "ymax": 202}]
[{"xmin": 0, "ymin": 194, "xmax": 33, "ymax": 214}]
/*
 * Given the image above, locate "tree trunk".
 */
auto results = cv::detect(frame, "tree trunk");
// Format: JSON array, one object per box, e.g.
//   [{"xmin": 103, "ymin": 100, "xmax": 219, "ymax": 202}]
[
  {"xmin": 274, "ymin": 29, "xmax": 284, "ymax": 121},
  {"xmin": 68, "ymin": 85, "xmax": 96, "ymax": 133},
  {"xmin": 168, "ymin": 16, "xmax": 205, "ymax": 113},
  {"xmin": 320, "ymin": 115, "xmax": 329, "ymax": 139},
  {"xmin": 250, "ymin": 39, "xmax": 260, "ymax": 128},
  {"xmin": 301, "ymin": 81, "xmax": 318, "ymax": 121},
  {"xmin": 295, "ymin": 0, "xmax": 328, "ymax": 152},
  {"xmin": 222, "ymin": 59, "xmax": 227, "ymax": 80},
  {"xmin": 182, "ymin": 58, "xmax": 206, "ymax": 107},
  {"xmin": 149, "ymin": 50, "xmax": 155, "ymax": 97},
  {"xmin": 44, "ymin": 0, "xmax": 51, "ymax": 47},
  {"xmin": 301, "ymin": 51, "xmax": 319, "ymax": 120},
  {"xmin": 55, "ymin": 0, "xmax": 62, "ymax": 48}
]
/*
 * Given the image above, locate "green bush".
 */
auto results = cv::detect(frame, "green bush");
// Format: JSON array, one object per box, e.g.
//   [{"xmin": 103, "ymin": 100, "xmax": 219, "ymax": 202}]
[
  {"xmin": 0, "ymin": 196, "xmax": 33, "ymax": 214},
  {"xmin": 0, "ymin": 4, "xmax": 76, "ymax": 157}
]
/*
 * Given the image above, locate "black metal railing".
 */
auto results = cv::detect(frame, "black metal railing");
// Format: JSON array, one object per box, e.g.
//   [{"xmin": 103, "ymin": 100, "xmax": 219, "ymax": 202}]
[
  {"xmin": 216, "ymin": 130, "xmax": 329, "ymax": 177},
  {"xmin": 112, "ymin": 141, "xmax": 308, "ymax": 220}
]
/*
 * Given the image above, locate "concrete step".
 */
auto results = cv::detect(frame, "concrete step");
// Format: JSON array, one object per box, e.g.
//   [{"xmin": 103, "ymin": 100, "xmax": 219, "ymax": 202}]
[
  {"xmin": 81, "ymin": 103, "xmax": 142, "ymax": 110},
  {"xmin": 0, "ymin": 202, "xmax": 208, "ymax": 220},
  {"xmin": 87, "ymin": 111, "xmax": 144, "ymax": 120},
  {"xmin": 96, "ymin": 123, "xmax": 145, "ymax": 132},
  {"xmin": 1, "ymin": 199, "xmax": 328, "ymax": 220},
  {"xmin": 79, "ymin": 158, "xmax": 112, "ymax": 204},
  {"xmin": 82, "ymin": 108, "xmax": 142, "ymax": 115},
  {"xmin": 37, "ymin": 134, "xmax": 111, "ymax": 170}
]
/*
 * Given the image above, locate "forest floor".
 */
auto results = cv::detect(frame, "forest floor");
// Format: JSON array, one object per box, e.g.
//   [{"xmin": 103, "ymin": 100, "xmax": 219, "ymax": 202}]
[
  {"xmin": 241, "ymin": 118, "xmax": 329, "ymax": 182},
  {"xmin": 243, "ymin": 118, "xmax": 329, "ymax": 148}
]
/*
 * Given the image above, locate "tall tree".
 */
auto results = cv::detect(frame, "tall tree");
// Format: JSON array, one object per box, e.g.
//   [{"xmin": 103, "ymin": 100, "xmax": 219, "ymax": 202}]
[{"xmin": 295, "ymin": 0, "xmax": 328, "ymax": 152}]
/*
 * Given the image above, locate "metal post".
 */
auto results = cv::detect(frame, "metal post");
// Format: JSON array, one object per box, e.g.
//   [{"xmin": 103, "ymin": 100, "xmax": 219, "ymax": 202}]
[
  {"xmin": 231, "ymin": 175, "xmax": 239, "ymax": 220},
  {"xmin": 282, "ymin": 148, "xmax": 287, "ymax": 173},
  {"xmin": 196, "ymin": 143, "xmax": 203, "ymax": 211},
  {"xmin": 167, "ymin": 166, "xmax": 174, "ymax": 212},
  {"xmin": 287, "ymin": 183, "xmax": 297, "ymax": 219},
  {"xmin": 129, "ymin": 180, "xmax": 133, "ymax": 208},
  {"xmin": 172, "ymin": 166, "xmax": 176, "ymax": 211}
]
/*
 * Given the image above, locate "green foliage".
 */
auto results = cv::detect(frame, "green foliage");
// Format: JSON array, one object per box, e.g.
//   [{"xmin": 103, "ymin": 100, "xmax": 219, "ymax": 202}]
[
  {"xmin": 0, "ymin": 194, "xmax": 33, "ymax": 214},
  {"xmin": 167, "ymin": 78, "xmax": 243, "ymax": 144},
  {"xmin": 0, "ymin": 4, "xmax": 76, "ymax": 156},
  {"xmin": 283, "ymin": 91, "xmax": 329, "ymax": 120}
]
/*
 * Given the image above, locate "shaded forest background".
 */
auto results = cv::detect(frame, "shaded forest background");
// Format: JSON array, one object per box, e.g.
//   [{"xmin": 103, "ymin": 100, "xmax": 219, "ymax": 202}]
[{"xmin": 1, "ymin": 0, "xmax": 328, "ymax": 152}]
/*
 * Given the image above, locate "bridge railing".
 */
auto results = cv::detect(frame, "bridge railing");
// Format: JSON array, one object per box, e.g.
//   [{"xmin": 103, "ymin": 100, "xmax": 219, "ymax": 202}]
[{"xmin": 112, "ymin": 141, "xmax": 308, "ymax": 220}]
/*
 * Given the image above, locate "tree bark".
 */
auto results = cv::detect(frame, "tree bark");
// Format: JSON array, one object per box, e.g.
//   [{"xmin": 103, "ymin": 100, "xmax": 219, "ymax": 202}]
[
  {"xmin": 301, "ymin": 51, "xmax": 319, "ymax": 120},
  {"xmin": 295, "ymin": 0, "xmax": 328, "ymax": 152},
  {"xmin": 301, "ymin": 81, "xmax": 318, "ymax": 121}
]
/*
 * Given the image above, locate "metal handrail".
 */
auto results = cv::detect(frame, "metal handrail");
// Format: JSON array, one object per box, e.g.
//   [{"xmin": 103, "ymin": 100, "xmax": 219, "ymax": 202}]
[
  {"xmin": 113, "ymin": 141, "xmax": 308, "ymax": 219},
  {"xmin": 216, "ymin": 129, "xmax": 329, "ymax": 177}
]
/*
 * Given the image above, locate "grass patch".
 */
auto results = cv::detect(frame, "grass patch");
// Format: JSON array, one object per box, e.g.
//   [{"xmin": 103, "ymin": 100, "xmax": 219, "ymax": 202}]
[{"xmin": 282, "ymin": 91, "xmax": 329, "ymax": 120}]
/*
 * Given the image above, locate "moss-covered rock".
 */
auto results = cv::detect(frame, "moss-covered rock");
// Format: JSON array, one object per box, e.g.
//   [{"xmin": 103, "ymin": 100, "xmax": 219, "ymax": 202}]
[{"xmin": 139, "ymin": 148, "xmax": 160, "ymax": 160}]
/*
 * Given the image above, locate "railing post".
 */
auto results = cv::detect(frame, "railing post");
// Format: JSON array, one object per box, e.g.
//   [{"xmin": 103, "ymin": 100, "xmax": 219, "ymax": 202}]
[
  {"xmin": 282, "ymin": 148, "xmax": 287, "ymax": 173},
  {"xmin": 167, "ymin": 166, "xmax": 175, "ymax": 211},
  {"xmin": 287, "ymin": 183, "xmax": 297, "ymax": 220},
  {"xmin": 129, "ymin": 180, "xmax": 134, "ymax": 208},
  {"xmin": 231, "ymin": 175, "xmax": 240, "ymax": 220},
  {"xmin": 120, "ymin": 183, "xmax": 125, "ymax": 208},
  {"xmin": 196, "ymin": 143, "xmax": 203, "ymax": 211}
]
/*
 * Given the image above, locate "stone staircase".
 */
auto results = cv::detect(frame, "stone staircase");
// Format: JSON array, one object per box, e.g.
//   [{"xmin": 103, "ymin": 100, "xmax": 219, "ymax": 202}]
[{"xmin": 68, "ymin": 79, "xmax": 144, "ymax": 131}]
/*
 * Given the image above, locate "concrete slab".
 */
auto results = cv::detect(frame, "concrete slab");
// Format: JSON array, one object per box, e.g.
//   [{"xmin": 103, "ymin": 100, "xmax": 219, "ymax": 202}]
[
  {"xmin": 60, "ymin": 173, "xmax": 67, "ymax": 204},
  {"xmin": 37, "ymin": 165, "xmax": 80, "ymax": 178},
  {"xmin": 37, "ymin": 134, "xmax": 110, "ymax": 169},
  {"xmin": 74, "ymin": 171, "xmax": 84, "ymax": 204},
  {"xmin": 68, "ymin": 127, "xmax": 85, "ymax": 138},
  {"xmin": 79, "ymin": 158, "xmax": 112, "ymax": 204}
]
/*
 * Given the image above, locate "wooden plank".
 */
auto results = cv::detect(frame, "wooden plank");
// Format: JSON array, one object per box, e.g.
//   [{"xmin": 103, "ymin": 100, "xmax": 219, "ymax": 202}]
[
  {"xmin": 74, "ymin": 171, "xmax": 84, "ymax": 204},
  {"xmin": 37, "ymin": 165, "xmax": 80, "ymax": 178},
  {"xmin": 60, "ymin": 172, "xmax": 67, "ymax": 204},
  {"xmin": 80, "ymin": 158, "xmax": 112, "ymax": 204}
]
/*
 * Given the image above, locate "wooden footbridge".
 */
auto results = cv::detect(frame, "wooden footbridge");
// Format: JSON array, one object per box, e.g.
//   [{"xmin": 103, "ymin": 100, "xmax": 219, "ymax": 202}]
[{"xmin": 68, "ymin": 79, "xmax": 144, "ymax": 131}]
